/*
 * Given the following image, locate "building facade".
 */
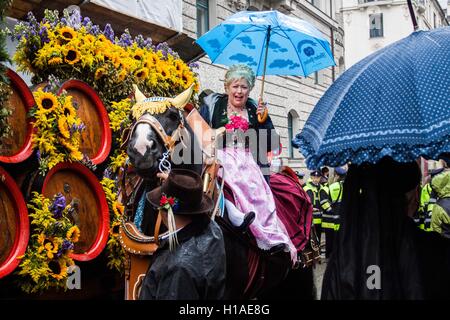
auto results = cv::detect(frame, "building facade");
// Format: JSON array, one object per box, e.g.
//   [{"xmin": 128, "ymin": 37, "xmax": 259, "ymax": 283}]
[
  {"xmin": 183, "ymin": 0, "xmax": 345, "ymax": 171},
  {"xmin": 341, "ymin": 0, "xmax": 448, "ymax": 68}
]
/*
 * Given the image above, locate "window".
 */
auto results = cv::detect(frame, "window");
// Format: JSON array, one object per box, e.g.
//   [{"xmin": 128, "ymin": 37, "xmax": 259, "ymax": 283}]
[
  {"xmin": 288, "ymin": 112, "xmax": 294, "ymax": 158},
  {"xmin": 197, "ymin": 0, "xmax": 209, "ymax": 37},
  {"xmin": 433, "ymin": 13, "xmax": 437, "ymax": 28},
  {"xmin": 369, "ymin": 13, "xmax": 383, "ymax": 38}
]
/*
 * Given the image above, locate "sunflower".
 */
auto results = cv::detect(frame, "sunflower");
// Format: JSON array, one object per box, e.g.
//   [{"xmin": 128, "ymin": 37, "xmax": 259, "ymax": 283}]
[
  {"xmin": 134, "ymin": 67, "xmax": 149, "ymax": 81},
  {"xmin": 48, "ymin": 56, "xmax": 63, "ymax": 65},
  {"xmin": 66, "ymin": 225, "xmax": 80, "ymax": 243},
  {"xmin": 58, "ymin": 117, "xmax": 70, "ymax": 139},
  {"xmin": 95, "ymin": 67, "xmax": 107, "ymax": 80},
  {"xmin": 64, "ymin": 47, "xmax": 81, "ymax": 65},
  {"xmin": 34, "ymin": 90, "xmax": 58, "ymax": 114},
  {"xmin": 112, "ymin": 201, "xmax": 124, "ymax": 218},
  {"xmin": 110, "ymin": 220, "xmax": 121, "ymax": 237},
  {"xmin": 181, "ymin": 71, "xmax": 194, "ymax": 86},
  {"xmin": 37, "ymin": 238, "xmax": 59, "ymax": 259},
  {"xmin": 62, "ymin": 103, "xmax": 77, "ymax": 118},
  {"xmin": 58, "ymin": 26, "xmax": 77, "ymax": 42},
  {"xmin": 117, "ymin": 69, "xmax": 127, "ymax": 82},
  {"xmin": 48, "ymin": 259, "xmax": 68, "ymax": 280}
]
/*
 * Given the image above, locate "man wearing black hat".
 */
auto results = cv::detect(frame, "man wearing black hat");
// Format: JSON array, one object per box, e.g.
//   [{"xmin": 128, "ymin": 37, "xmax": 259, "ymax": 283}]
[{"xmin": 139, "ymin": 169, "xmax": 226, "ymax": 300}]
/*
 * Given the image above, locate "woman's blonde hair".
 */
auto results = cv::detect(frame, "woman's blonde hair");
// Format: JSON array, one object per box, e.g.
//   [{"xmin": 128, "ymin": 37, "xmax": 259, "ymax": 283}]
[{"xmin": 224, "ymin": 64, "xmax": 256, "ymax": 90}]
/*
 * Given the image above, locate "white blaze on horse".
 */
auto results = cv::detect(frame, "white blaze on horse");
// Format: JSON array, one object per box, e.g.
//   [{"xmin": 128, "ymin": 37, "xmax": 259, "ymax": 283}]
[{"xmin": 120, "ymin": 85, "xmax": 316, "ymax": 300}]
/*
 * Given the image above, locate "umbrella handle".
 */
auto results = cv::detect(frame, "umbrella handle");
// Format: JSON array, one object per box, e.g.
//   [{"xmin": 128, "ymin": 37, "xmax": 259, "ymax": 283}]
[{"xmin": 258, "ymin": 27, "xmax": 270, "ymax": 124}]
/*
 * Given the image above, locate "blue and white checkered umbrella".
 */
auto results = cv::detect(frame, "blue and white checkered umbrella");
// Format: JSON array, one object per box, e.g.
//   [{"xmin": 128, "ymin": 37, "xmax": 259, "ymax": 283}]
[{"xmin": 293, "ymin": 27, "xmax": 450, "ymax": 169}]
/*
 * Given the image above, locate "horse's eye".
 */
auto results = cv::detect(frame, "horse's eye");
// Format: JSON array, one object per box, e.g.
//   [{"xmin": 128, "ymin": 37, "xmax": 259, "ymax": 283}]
[{"xmin": 168, "ymin": 111, "xmax": 179, "ymax": 121}]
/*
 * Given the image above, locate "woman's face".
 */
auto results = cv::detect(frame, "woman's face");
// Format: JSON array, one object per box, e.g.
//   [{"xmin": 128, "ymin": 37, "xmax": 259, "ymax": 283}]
[{"xmin": 226, "ymin": 78, "xmax": 250, "ymax": 108}]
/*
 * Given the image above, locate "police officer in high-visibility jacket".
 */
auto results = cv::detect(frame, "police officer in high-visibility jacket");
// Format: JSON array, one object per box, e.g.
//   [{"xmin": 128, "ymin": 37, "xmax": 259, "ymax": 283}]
[
  {"xmin": 304, "ymin": 170, "xmax": 325, "ymax": 246},
  {"xmin": 418, "ymin": 181, "xmax": 432, "ymax": 230},
  {"xmin": 422, "ymin": 168, "xmax": 445, "ymax": 231},
  {"xmin": 326, "ymin": 167, "xmax": 347, "ymax": 257}
]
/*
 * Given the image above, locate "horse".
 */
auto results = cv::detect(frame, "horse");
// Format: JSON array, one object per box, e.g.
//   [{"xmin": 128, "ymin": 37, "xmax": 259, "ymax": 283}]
[{"xmin": 121, "ymin": 86, "xmax": 316, "ymax": 300}]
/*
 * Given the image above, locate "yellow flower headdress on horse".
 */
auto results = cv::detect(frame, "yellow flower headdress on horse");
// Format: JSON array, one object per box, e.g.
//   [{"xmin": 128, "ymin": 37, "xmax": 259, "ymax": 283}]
[{"xmin": 131, "ymin": 84, "xmax": 194, "ymax": 120}]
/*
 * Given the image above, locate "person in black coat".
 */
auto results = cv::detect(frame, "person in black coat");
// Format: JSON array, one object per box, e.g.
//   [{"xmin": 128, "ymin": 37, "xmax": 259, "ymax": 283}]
[{"xmin": 139, "ymin": 169, "xmax": 226, "ymax": 300}]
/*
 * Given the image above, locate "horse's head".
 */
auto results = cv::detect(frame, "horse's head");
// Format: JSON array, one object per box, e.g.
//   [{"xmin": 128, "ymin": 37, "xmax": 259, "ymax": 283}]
[{"xmin": 126, "ymin": 85, "xmax": 201, "ymax": 180}]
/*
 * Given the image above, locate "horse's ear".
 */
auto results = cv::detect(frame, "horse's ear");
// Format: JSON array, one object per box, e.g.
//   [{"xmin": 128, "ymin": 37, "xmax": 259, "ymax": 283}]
[
  {"xmin": 170, "ymin": 84, "xmax": 194, "ymax": 110},
  {"xmin": 133, "ymin": 84, "xmax": 147, "ymax": 103}
]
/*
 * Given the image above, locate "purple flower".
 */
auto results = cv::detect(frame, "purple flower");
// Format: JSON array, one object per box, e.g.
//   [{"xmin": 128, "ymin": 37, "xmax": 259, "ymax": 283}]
[
  {"xmin": 118, "ymin": 30, "xmax": 132, "ymax": 47},
  {"xmin": 68, "ymin": 9, "xmax": 82, "ymax": 29},
  {"xmin": 189, "ymin": 62, "xmax": 199, "ymax": 69},
  {"xmin": 90, "ymin": 25, "xmax": 101, "ymax": 36},
  {"xmin": 82, "ymin": 17, "xmax": 91, "ymax": 26},
  {"xmin": 36, "ymin": 150, "xmax": 41, "ymax": 160},
  {"xmin": 39, "ymin": 26, "xmax": 49, "ymax": 44},
  {"xmin": 62, "ymin": 239, "xmax": 74, "ymax": 251},
  {"xmin": 103, "ymin": 24, "xmax": 115, "ymax": 42},
  {"xmin": 60, "ymin": 17, "xmax": 68, "ymax": 26},
  {"xmin": 49, "ymin": 193, "xmax": 66, "ymax": 219},
  {"xmin": 103, "ymin": 168, "xmax": 112, "ymax": 179}
]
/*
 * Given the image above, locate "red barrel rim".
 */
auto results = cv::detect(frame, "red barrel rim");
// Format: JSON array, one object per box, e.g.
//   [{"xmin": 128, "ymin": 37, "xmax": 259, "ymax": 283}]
[
  {"xmin": 0, "ymin": 166, "xmax": 30, "ymax": 278},
  {"xmin": 42, "ymin": 162, "xmax": 110, "ymax": 261},
  {"xmin": 0, "ymin": 69, "xmax": 35, "ymax": 164},
  {"xmin": 58, "ymin": 80, "xmax": 112, "ymax": 165}
]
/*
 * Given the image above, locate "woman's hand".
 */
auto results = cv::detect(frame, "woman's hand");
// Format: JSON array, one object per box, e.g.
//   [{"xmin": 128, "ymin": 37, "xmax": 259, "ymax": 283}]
[{"xmin": 257, "ymin": 97, "xmax": 268, "ymax": 123}]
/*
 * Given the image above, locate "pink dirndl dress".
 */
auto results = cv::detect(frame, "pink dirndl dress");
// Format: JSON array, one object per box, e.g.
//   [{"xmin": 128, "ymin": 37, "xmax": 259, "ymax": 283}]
[{"xmin": 217, "ymin": 147, "xmax": 297, "ymax": 262}]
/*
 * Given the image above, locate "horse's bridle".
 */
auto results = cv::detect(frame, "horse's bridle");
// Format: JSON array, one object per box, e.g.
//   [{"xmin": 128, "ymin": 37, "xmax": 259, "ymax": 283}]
[{"xmin": 121, "ymin": 110, "xmax": 189, "ymax": 174}]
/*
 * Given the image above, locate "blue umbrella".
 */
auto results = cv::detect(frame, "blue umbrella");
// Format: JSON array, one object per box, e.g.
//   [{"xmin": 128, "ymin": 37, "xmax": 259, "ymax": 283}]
[
  {"xmin": 196, "ymin": 10, "xmax": 335, "ymax": 98},
  {"xmin": 292, "ymin": 27, "xmax": 450, "ymax": 169}
]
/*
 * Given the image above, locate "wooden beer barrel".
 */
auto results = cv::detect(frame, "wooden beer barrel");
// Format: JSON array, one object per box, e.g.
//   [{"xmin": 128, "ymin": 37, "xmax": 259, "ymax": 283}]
[
  {"xmin": 24, "ymin": 162, "xmax": 110, "ymax": 261},
  {"xmin": 0, "ymin": 69, "xmax": 34, "ymax": 164},
  {"xmin": 58, "ymin": 80, "xmax": 111, "ymax": 165},
  {"xmin": 0, "ymin": 166, "xmax": 29, "ymax": 278}
]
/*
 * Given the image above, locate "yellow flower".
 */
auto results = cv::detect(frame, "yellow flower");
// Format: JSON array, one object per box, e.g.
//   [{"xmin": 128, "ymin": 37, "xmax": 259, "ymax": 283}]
[
  {"xmin": 58, "ymin": 26, "xmax": 77, "ymax": 42},
  {"xmin": 110, "ymin": 220, "xmax": 121, "ymax": 237},
  {"xmin": 62, "ymin": 102, "xmax": 77, "ymax": 118},
  {"xmin": 112, "ymin": 201, "xmax": 124, "ymax": 218},
  {"xmin": 64, "ymin": 47, "xmax": 81, "ymax": 65},
  {"xmin": 34, "ymin": 89, "xmax": 58, "ymax": 114},
  {"xmin": 134, "ymin": 67, "xmax": 149, "ymax": 81},
  {"xmin": 48, "ymin": 56, "xmax": 63, "ymax": 65},
  {"xmin": 95, "ymin": 67, "xmax": 107, "ymax": 80},
  {"xmin": 42, "ymin": 238, "xmax": 59, "ymax": 259},
  {"xmin": 58, "ymin": 117, "xmax": 70, "ymax": 139},
  {"xmin": 48, "ymin": 259, "xmax": 68, "ymax": 280},
  {"xmin": 66, "ymin": 225, "xmax": 80, "ymax": 243}
]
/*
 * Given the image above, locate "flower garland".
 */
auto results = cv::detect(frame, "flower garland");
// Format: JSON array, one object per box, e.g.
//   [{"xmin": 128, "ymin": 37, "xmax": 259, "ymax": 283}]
[
  {"xmin": 108, "ymin": 98, "xmax": 132, "ymax": 133},
  {"xmin": 100, "ymin": 176, "xmax": 125, "ymax": 272},
  {"xmin": 0, "ymin": 81, "xmax": 12, "ymax": 146},
  {"xmin": 11, "ymin": 9, "xmax": 199, "ymax": 109},
  {"xmin": 0, "ymin": 1, "xmax": 12, "ymax": 147},
  {"xmin": 30, "ymin": 78, "xmax": 85, "ymax": 173},
  {"xmin": 17, "ymin": 192, "xmax": 80, "ymax": 293}
]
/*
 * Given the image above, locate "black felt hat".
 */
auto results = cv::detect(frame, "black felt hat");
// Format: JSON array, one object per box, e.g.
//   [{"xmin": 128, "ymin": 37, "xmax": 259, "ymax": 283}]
[{"xmin": 146, "ymin": 169, "xmax": 213, "ymax": 215}]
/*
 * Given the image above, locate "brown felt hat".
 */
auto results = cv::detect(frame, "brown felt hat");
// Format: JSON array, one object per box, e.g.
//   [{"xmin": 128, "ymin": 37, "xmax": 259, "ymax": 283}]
[{"xmin": 146, "ymin": 169, "xmax": 213, "ymax": 215}]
